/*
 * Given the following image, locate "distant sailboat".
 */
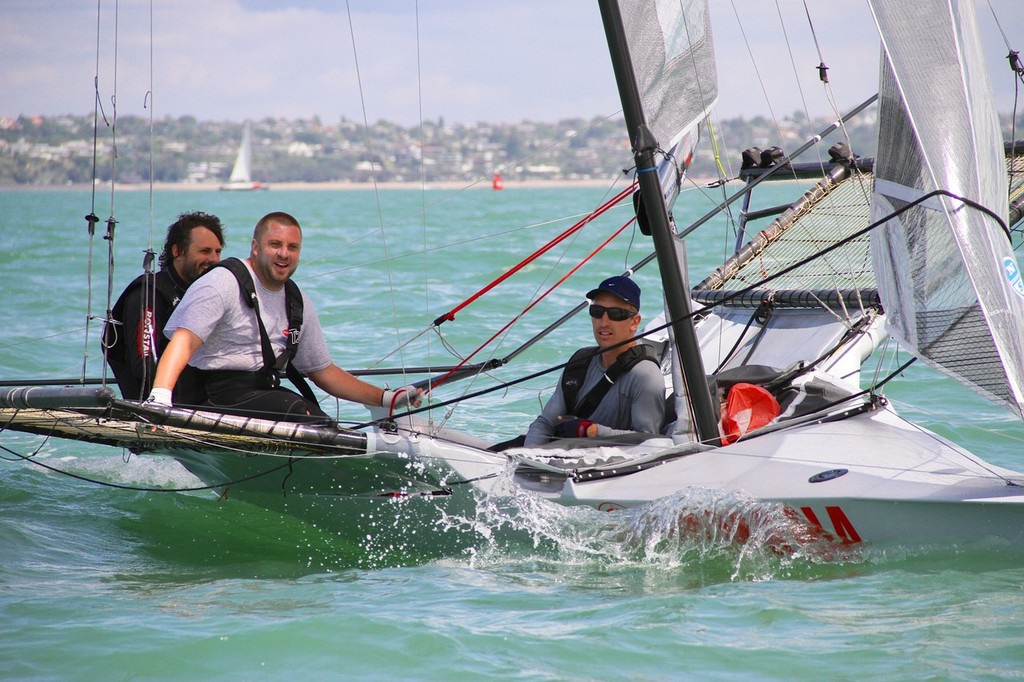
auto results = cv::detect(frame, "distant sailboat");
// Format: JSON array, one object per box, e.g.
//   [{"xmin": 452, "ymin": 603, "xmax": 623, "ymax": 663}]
[{"xmin": 219, "ymin": 122, "xmax": 268, "ymax": 191}]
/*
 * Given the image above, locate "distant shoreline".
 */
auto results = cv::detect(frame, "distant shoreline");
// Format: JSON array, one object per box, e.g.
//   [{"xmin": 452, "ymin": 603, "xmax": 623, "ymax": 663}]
[
  {"xmin": 1, "ymin": 178, "xmax": 632, "ymax": 192},
  {"xmin": 2, "ymin": 177, "xmax": 738, "ymax": 192}
]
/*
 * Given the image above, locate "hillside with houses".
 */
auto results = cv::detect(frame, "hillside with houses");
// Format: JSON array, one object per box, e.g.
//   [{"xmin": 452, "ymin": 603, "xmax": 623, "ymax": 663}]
[{"xmin": 2, "ymin": 110, "xmax": 1018, "ymax": 187}]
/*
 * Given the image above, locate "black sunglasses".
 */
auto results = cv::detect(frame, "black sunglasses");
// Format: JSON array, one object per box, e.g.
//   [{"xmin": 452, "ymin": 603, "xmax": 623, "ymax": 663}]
[{"xmin": 588, "ymin": 304, "xmax": 636, "ymax": 321}]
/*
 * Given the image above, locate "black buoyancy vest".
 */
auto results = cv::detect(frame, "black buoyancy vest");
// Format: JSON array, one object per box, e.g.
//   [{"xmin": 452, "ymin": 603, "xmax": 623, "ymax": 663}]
[
  {"xmin": 560, "ymin": 343, "xmax": 660, "ymax": 420},
  {"xmin": 210, "ymin": 258, "xmax": 317, "ymax": 403},
  {"xmin": 102, "ymin": 270, "xmax": 184, "ymax": 400}
]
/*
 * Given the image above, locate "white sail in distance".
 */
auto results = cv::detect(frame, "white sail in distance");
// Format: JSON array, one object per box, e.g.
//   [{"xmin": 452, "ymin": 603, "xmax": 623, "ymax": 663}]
[
  {"xmin": 228, "ymin": 121, "xmax": 254, "ymax": 184},
  {"xmin": 868, "ymin": 0, "xmax": 1024, "ymax": 416}
]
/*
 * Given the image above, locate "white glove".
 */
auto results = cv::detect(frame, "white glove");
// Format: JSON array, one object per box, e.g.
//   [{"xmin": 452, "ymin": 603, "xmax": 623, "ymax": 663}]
[
  {"xmin": 145, "ymin": 387, "xmax": 172, "ymax": 407},
  {"xmin": 381, "ymin": 385, "xmax": 424, "ymax": 413}
]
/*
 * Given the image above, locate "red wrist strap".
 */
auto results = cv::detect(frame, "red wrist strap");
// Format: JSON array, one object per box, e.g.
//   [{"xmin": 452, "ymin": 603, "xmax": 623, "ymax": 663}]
[{"xmin": 389, "ymin": 388, "xmax": 406, "ymax": 416}]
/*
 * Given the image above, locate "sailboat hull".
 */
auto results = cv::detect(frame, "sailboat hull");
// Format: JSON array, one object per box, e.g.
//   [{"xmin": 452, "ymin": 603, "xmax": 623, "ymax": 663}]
[
  {"xmin": 9, "ymin": 390, "xmax": 1023, "ymax": 549},
  {"xmin": 129, "ymin": 402, "xmax": 1024, "ymax": 550},
  {"xmin": 218, "ymin": 182, "xmax": 268, "ymax": 191},
  {"xmin": 503, "ymin": 406, "xmax": 1024, "ymax": 548},
  {"xmin": 148, "ymin": 420, "xmax": 506, "ymax": 540},
  {"xmin": 163, "ymin": 444, "xmax": 488, "ymax": 558}
]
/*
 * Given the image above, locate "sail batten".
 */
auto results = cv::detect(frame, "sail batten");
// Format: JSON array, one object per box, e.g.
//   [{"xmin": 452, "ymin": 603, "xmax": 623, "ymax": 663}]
[{"xmin": 868, "ymin": 0, "xmax": 1024, "ymax": 417}]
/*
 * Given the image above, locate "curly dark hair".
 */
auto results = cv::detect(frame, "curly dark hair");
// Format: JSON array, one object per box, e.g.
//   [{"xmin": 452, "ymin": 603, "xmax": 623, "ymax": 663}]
[{"xmin": 158, "ymin": 211, "xmax": 226, "ymax": 270}]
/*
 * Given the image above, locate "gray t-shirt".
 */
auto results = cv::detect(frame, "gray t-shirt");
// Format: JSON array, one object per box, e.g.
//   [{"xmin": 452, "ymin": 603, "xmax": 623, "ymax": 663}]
[
  {"xmin": 524, "ymin": 350, "xmax": 666, "ymax": 446},
  {"xmin": 163, "ymin": 262, "xmax": 332, "ymax": 376}
]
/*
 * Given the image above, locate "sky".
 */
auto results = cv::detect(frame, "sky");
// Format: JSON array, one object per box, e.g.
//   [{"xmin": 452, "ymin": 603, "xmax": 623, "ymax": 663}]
[{"xmin": 2, "ymin": 0, "xmax": 1022, "ymax": 127}]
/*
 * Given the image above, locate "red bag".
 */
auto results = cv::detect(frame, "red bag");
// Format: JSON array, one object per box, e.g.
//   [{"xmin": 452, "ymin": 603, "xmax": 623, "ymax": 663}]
[{"xmin": 721, "ymin": 382, "xmax": 781, "ymax": 445}]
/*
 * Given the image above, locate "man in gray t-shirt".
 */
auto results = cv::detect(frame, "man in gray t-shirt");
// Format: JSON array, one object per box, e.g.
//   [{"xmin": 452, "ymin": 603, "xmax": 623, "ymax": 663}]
[
  {"xmin": 522, "ymin": 275, "xmax": 665, "ymax": 446},
  {"xmin": 147, "ymin": 211, "xmax": 421, "ymax": 422}
]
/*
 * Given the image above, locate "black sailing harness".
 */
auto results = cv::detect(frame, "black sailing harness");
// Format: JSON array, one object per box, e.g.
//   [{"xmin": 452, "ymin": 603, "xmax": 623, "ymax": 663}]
[
  {"xmin": 210, "ymin": 258, "xmax": 318, "ymax": 404},
  {"xmin": 486, "ymin": 342, "xmax": 662, "ymax": 452},
  {"xmin": 560, "ymin": 343, "xmax": 660, "ymax": 419},
  {"xmin": 103, "ymin": 269, "xmax": 187, "ymax": 400}
]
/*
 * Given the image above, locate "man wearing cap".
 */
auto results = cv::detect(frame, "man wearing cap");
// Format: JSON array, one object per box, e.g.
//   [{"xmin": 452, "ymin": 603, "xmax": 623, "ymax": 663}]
[{"xmin": 523, "ymin": 275, "xmax": 666, "ymax": 446}]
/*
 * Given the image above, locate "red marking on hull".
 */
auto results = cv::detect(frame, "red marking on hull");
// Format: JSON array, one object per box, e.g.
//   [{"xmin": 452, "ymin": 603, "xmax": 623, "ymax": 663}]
[{"xmin": 800, "ymin": 505, "xmax": 862, "ymax": 544}]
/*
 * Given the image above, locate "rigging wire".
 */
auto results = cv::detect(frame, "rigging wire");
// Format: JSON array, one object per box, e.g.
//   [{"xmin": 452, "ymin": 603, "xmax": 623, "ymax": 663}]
[
  {"xmin": 432, "ymin": 184, "xmax": 636, "ymax": 327},
  {"xmin": 362, "ymin": 185, "xmax": 1007, "ymax": 431},
  {"xmin": 414, "ymin": 0, "xmax": 436, "ymax": 421},
  {"xmin": 783, "ymin": 0, "xmax": 874, "ymax": 289},
  {"xmin": 986, "ymin": 0, "xmax": 1023, "ymax": 186},
  {"xmin": 780, "ymin": 1, "xmax": 821, "ymax": 153},
  {"xmin": 695, "ymin": 114, "xmax": 740, "ymax": 365},
  {"xmin": 138, "ymin": 0, "xmax": 158, "ymax": 398},
  {"xmin": 0, "ymin": 437, "xmax": 298, "ymax": 494},
  {"xmin": 101, "ymin": 1, "xmax": 120, "ymax": 373},
  {"xmin": 427, "ymin": 213, "xmax": 637, "ymax": 397},
  {"xmin": 726, "ymin": 0, "xmax": 787, "ymax": 165},
  {"xmin": 798, "ymin": 0, "xmax": 849, "ymax": 144},
  {"xmin": 710, "ymin": 1, "xmax": 812, "ymax": 353},
  {"xmin": 713, "ymin": 0, "xmax": 876, "ymax": 307},
  {"xmin": 427, "ymin": 177, "xmax": 636, "ymax": 430},
  {"xmin": 83, "ymin": 0, "xmax": 106, "ymax": 384},
  {"xmin": 343, "ymin": 0, "xmax": 412, "ymax": 394},
  {"xmin": 146, "ymin": 0, "xmax": 154, "ymax": 253},
  {"xmin": 368, "ymin": 181, "xmax": 636, "ymax": 377}
]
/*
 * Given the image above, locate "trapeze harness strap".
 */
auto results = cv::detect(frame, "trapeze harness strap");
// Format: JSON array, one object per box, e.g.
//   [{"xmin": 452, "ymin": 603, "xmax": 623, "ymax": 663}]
[
  {"xmin": 213, "ymin": 258, "xmax": 318, "ymax": 404},
  {"xmin": 561, "ymin": 344, "xmax": 659, "ymax": 420}
]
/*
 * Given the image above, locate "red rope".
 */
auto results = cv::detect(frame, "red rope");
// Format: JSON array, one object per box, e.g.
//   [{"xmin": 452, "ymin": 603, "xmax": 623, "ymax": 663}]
[
  {"xmin": 433, "ymin": 183, "xmax": 636, "ymax": 326},
  {"xmin": 426, "ymin": 215, "xmax": 637, "ymax": 393}
]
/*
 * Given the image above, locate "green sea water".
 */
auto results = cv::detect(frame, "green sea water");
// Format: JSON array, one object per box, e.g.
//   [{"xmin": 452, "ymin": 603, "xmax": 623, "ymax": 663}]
[{"xmin": 2, "ymin": 184, "xmax": 1024, "ymax": 680}]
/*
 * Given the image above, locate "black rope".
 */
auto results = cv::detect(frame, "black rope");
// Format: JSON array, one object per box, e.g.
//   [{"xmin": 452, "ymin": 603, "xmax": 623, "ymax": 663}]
[
  {"xmin": 0, "ymin": 438, "xmax": 299, "ymax": 493},
  {"xmin": 739, "ymin": 297, "xmax": 775, "ymax": 366},
  {"xmin": 711, "ymin": 307, "xmax": 762, "ymax": 375}
]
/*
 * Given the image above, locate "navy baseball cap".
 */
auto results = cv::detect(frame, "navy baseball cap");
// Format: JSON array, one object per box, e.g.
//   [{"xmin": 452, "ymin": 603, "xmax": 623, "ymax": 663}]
[{"xmin": 587, "ymin": 275, "xmax": 641, "ymax": 310}]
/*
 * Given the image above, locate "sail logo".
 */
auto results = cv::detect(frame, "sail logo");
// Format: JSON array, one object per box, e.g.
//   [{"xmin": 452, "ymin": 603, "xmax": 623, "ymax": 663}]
[{"xmin": 1003, "ymin": 257, "xmax": 1024, "ymax": 298}]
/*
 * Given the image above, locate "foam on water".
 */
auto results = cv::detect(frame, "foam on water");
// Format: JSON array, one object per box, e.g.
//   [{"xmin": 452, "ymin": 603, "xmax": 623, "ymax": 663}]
[{"xmin": 433, "ymin": 462, "xmax": 867, "ymax": 585}]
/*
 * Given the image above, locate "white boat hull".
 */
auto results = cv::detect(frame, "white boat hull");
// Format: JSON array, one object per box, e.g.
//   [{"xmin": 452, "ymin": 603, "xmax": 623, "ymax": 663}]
[{"xmin": 500, "ymin": 405, "xmax": 1024, "ymax": 547}]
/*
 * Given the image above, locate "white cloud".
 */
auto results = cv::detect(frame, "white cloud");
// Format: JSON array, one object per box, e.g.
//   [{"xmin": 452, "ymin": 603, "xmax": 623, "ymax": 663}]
[{"xmin": 1, "ymin": 0, "xmax": 1020, "ymax": 124}]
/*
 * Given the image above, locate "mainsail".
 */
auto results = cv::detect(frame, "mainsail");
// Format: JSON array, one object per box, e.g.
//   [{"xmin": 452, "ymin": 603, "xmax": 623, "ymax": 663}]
[
  {"xmin": 616, "ymin": 0, "xmax": 718, "ymax": 211},
  {"xmin": 601, "ymin": 0, "xmax": 720, "ymax": 442},
  {"xmin": 868, "ymin": 0, "xmax": 1024, "ymax": 417}
]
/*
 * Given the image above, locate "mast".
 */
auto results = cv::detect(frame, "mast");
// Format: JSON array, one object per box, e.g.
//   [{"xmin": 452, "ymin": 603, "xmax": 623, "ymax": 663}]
[{"xmin": 597, "ymin": 0, "xmax": 721, "ymax": 445}]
